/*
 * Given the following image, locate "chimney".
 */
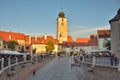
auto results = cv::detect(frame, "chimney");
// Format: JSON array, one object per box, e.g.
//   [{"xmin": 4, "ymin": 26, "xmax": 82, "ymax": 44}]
[
  {"xmin": 9, "ymin": 35, "xmax": 11, "ymax": 40},
  {"xmin": 29, "ymin": 36, "xmax": 31, "ymax": 44},
  {"xmin": 35, "ymin": 35, "xmax": 37, "ymax": 41},
  {"xmin": 90, "ymin": 34, "xmax": 96, "ymax": 38},
  {"xmin": 44, "ymin": 34, "xmax": 47, "ymax": 40}
]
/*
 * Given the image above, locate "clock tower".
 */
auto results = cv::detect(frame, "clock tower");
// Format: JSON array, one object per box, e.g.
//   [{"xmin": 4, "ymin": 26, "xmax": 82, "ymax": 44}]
[{"xmin": 56, "ymin": 11, "xmax": 68, "ymax": 43}]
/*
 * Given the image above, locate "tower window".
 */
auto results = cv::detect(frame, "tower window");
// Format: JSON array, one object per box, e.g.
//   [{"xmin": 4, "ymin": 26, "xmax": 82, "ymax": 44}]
[{"xmin": 62, "ymin": 19, "xmax": 63, "ymax": 21}]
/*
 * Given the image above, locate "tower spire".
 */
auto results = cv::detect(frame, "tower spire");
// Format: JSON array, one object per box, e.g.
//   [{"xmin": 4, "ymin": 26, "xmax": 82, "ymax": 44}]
[{"xmin": 61, "ymin": 8, "xmax": 62, "ymax": 12}]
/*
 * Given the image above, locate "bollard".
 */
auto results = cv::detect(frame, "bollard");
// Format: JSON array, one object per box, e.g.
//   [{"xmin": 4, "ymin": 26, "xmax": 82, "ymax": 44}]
[
  {"xmin": 16, "ymin": 57, "xmax": 18, "ymax": 65},
  {"xmin": 92, "ymin": 56, "xmax": 96, "ymax": 67}
]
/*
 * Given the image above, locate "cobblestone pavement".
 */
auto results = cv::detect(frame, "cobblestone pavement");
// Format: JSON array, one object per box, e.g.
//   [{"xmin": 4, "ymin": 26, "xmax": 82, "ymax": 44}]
[{"xmin": 27, "ymin": 57, "xmax": 120, "ymax": 80}]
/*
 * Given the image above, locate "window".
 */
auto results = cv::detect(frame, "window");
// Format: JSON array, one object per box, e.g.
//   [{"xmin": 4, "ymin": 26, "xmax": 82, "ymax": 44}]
[
  {"xmin": 4, "ymin": 46, "xmax": 6, "ymax": 49},
  {"xmin": 92, "ymin": 47, "xmax": 94, "ymax": 49},
  {"xmin": 19, "ymin": 47, "xmax": 21, "ymax": 49},
  {"xmin": 95, "ymin": 47, "xmax": 97, "ymax": 49}
]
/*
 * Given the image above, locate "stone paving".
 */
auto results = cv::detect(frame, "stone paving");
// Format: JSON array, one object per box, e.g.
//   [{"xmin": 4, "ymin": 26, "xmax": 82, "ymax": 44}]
[{"xmin": 27, "ymin": 57, "xmax": 120, "ymax": 80}]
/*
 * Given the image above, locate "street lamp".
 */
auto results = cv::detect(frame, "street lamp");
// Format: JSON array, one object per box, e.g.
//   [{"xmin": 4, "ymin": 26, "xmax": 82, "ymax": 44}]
[{"xmin": 118, "ymin": 46, "xmax": 120, "ymax": 71}]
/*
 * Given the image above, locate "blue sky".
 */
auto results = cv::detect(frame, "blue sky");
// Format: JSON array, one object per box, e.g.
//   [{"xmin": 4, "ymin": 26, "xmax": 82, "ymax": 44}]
[{"xmin": 0, "ymin": 0, "xmax": 120, "ymax": 39}]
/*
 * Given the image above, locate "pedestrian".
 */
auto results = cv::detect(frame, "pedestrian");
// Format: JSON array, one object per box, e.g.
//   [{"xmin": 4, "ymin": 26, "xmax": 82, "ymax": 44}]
[
  {"xmin": 33, "ymin": 70, "xmax": 36, "ymax": 76},
  {"xmin": 58, "ymin": 52, "xmax": 61, "ymax": 59},
  {"xmin": 114, "ymin": 55, "xmax": 118, "ymax": 66},
  {"xmin": 110, "ymin": 53, "xmax": 114, "ymax": 66}
]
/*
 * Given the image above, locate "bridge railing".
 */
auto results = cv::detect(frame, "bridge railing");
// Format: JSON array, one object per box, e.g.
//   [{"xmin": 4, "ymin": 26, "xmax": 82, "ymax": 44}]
[
  {"xmin": 76, "ymin": 55, "xmax": 120, "ymax": 71},
  {"xmin": 0, "ymin": 53, "xmax": 53, "ymax": 75}
]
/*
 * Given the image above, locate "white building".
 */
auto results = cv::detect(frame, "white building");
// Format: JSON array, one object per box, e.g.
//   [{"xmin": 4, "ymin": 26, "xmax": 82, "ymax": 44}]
[{"xmin": 97, "ymin": 30, "xmax": 110, "ymax": 50}]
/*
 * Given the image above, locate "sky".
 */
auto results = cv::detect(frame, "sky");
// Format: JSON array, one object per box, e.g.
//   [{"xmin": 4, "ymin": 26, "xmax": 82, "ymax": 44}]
[{"xmin": 0, "ymin": 0, "xmax": 120, "ymax": 40}]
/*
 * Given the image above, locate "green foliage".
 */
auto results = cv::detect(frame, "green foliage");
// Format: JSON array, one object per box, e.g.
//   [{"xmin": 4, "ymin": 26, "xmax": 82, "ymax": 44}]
[
  {"xmin": 103, "ymin": 40, "xmax": 111, "ymax": 50},
  {"xmin": 7, "ymin": 41, "xmax": 16, "ymax": 51},
  {"xmin": 45, "ymin": 40, "xmax": 55, "ymax": 52}
]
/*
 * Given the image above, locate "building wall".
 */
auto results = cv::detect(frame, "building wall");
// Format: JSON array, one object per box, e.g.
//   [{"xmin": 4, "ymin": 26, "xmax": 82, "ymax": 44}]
[
  {"xmin": 0, "ymin": 39, "xmax": 3, "ymax": 50},
  {"xmin": 110, "ymin": 20, "xmax": 120, "ymax": 57},
  {"xmin": 73, "ymin": 46, "xmax": 98, "ymax": 53},
  {"xmin": 31, "ymin": 44, "xmax": 58, "ymax": 54},
  {"xmin": 98, "ymin": 38, "xmax": 110, "ymax": 50},
  {"xmin": 17, "ymin": 39, "xmax": 25, "ymax": 45},
  {"xmin": 54, "ymin": 45, "xmax": 58, "ymax": 52},
  {"xmin": 31, "ymin": 44, "xmax": 46, "ymax": 53}
]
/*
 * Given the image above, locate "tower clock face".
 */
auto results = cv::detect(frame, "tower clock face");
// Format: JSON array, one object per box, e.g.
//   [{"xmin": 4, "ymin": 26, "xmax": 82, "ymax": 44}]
[{"xmin": 61, "ymin": 22, "xmax": 64, "ymax": 25}]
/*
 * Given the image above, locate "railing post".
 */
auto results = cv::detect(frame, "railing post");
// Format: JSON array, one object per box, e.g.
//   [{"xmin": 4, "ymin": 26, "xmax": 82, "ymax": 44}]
[
  {"xmin": 36, "ymin": 54, "xmax": 38, "ymax": 61},
  {"xmin": 16, "ymin": 57, "xmax": 18, "ymax": 65},
  {"xmin": 24, "ymin": 54, "xmax": 26, "ymax": 63},
  {"xmin": 1, "ymin": 58, "xmax": 4, "ymax": 70},
  {"xmin": 82, "ymin": 56, "xmax": 84, "ymax": 63},
  {"xmin": 31, "ymin": 54, "xmax": 33, "ymax": 62},
  {"xmin": 8, "ymin": 58, "xmax": 11, "ymax": 67},
  {"xmin": 118, "ymin": 59, "xmax": 120, "ymax": 71},
  {"xmin": 92, "ymin": 56, "xmax": 95, "ymax": 67}
]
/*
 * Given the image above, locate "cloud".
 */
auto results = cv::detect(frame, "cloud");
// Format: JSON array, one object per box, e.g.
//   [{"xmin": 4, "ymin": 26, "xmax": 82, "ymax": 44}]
[{"xmin": 68, "ymin": 25, "xmax": 110, "ymax": 39}]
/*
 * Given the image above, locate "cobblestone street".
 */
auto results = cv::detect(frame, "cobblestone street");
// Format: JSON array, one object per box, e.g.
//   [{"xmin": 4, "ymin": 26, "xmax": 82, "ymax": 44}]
[{"xmin": 27, "ymin": 57, "xmax": 120, "ymax": 80}]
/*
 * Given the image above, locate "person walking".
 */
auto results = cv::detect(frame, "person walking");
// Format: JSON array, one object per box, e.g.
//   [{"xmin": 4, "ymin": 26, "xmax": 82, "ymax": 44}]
[
  {"xmin": 110, "ymin": 53, "xmax": 114, "ymax": 66},
  {"xmin": 114, "ymin": 55, "xmax": 118, "ymax": 66},
  {"xmin": 33, "ymin": 69, "xmax": 36, "ymax": 76}
]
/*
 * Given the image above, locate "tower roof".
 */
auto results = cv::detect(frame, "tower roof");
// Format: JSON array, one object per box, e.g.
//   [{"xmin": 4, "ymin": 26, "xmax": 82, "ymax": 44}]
[
  {"xmin": 59, "ymin": 11, "xmax": 65, "ymax": 18},
  {"xmin": 109, "ymin": 8, "xmax": 120, "ymax": 23}
]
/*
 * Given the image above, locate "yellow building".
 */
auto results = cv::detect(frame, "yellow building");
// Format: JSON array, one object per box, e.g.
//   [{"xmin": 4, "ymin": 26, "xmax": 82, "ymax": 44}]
[
  {"xmin": 56, "ymin": 11, "xmax": 68, "ymax": 43},
  {"xmin": 30, "ymin": 35, "xmax": 59, "ymax": 54}
]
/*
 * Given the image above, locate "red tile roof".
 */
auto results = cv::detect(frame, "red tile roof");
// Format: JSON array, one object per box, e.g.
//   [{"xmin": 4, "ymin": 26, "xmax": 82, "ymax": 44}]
[
  {"xmin": 87, "ymin": 36, "xmax": 98, "ymax": 46},
  {"xmin": 97, "ymin": 30, "xmax": 110, "ymax": 38},
  {"xmin": 30, "ymin": 35, "xmax": 59, "ymax": 44},
  {"xmin": 0, "ymin": 31, "xmax": 59, "ymax": 45},
  {"xmin": 0, "ymin": 31, "xmax": 25, "ymax": 41},
  {"xmin": 25, "ymin": 35, "xmax": 30, "ymax": 45},
  {"xmin": 76, "ymin": 38, "xmax": 90, "ymax": 43},
  {"xmin": 67, "ymin": 36, "xmax": 74, "ymax": 42}
]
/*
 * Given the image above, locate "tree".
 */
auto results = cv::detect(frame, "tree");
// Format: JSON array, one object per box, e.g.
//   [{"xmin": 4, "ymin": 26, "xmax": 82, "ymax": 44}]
[
  {"xmin": 7, "ymin": 41, "xmax": 16, "ymax": 51},
  {"xmin": 103, "ymin": 40, "xmax": 111, "ymax": 50},
  {"xmin": 45, "ymin": 40, "xmax": 55, "ymax": 52}
]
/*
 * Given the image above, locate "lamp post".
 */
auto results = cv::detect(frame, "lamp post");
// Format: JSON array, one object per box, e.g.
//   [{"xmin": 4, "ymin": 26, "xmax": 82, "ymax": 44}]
[{"xmin": 118, "ymin": 46, "xmax": 120, "ymax": 71}]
